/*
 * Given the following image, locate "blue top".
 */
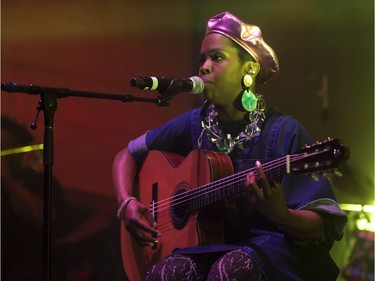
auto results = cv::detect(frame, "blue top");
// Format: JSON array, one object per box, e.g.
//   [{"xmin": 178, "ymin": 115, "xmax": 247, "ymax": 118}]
[{"xmin": 128, "ymin": 106, "xmax": 347, "ymax": 281}]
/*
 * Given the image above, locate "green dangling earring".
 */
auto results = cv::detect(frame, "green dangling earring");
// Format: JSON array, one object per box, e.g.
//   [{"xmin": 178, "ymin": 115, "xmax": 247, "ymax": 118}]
[{"xmin": 241, "ymin": 74, "xmax": 258, "ymax": 112}]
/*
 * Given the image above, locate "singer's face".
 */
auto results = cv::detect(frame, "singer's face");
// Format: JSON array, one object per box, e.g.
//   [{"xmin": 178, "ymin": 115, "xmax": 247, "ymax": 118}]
[{"xmin": 199, "ymin": 33, "xmax": 248, "ymax": 109}]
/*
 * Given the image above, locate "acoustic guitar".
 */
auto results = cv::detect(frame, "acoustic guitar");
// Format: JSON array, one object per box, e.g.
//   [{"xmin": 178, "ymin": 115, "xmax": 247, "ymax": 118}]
[{"xmin": 120, "ymin": 138, "xmax": 349, "ymax": 281}]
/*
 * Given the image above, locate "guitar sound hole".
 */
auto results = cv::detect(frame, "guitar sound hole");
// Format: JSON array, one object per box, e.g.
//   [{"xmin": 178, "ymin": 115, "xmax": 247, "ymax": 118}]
[{"xmin": 171, "ymin": 188, "xmax": 190, "ymax": 229}]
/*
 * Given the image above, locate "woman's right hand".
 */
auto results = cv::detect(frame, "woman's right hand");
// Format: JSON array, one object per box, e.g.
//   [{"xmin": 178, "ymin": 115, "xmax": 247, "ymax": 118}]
[{"xmin": 122, "ymin": 199, "xmax": 161, "ymax": 247}]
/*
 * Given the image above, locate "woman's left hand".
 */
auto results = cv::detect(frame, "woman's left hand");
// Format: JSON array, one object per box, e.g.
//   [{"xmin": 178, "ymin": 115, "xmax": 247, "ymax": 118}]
[{"xmin": 245, "ymin": 161, "xmax": 290, "ymax": 223}]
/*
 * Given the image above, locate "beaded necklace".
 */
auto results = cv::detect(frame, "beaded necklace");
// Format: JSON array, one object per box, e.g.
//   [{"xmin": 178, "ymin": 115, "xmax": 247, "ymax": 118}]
[{"xmin": 198, "ymin": 94, "xmax": 266, "ymax": 154}]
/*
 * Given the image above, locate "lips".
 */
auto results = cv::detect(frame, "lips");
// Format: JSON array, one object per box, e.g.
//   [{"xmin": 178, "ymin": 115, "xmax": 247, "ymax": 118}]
[{"xmin": 201, "ymin": 78, "xmax": 212, "ymax": 85}]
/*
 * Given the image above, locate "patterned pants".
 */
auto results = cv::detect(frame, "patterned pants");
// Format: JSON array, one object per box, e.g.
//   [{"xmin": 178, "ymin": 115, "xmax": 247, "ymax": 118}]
[{"xmin": 146, "ymin": 249, "xmax": 265, "ymax": 281}]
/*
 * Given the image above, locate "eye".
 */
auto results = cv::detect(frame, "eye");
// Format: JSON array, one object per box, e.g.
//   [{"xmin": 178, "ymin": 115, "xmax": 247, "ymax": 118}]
[
  {"xmin": 212, "ymin": 52, "xmax": 225, "ymax": 62},
  {"xmin": 198, "ymin": 51, "xmax": 226, "ymax": 66}
]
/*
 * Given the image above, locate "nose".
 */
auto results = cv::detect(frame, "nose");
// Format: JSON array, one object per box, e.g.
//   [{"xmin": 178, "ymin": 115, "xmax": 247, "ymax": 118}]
[{"xmin": 199, "ymin": 60, "xmax": 211, "ymax": 75}]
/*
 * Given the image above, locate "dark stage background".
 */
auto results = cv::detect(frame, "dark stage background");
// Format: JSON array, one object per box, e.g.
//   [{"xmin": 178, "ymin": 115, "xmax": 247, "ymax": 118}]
[{"xmin": 1, "ymin": 1, "xmax": 374, "ymax": 280}]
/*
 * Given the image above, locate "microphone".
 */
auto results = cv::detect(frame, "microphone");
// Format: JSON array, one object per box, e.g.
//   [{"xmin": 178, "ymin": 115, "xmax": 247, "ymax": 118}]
[{"xmin": 130, "ymin": 76, "xmax": 204, "ymax": 94}]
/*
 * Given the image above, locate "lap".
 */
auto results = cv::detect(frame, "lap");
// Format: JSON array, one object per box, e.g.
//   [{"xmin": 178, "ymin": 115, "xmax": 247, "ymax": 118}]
[{"xmin": 146, "ymin": 250, "xmax": 265, "ymax": 281}]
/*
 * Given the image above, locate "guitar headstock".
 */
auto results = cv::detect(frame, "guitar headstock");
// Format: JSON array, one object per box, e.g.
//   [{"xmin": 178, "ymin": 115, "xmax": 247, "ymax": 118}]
[{"xmin": 291, "ymin": 138, "xmax": 350, "ymax": 177}]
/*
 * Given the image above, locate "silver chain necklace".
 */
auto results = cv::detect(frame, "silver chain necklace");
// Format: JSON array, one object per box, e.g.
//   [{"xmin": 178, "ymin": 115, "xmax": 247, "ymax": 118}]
[{"xmin": 198, "ymin": 95, "xmax": 266, "ymax": 154}]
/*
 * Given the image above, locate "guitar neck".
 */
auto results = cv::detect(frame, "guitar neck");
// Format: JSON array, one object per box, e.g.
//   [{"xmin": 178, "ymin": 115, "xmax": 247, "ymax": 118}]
[{"xmin": 188, "ymin": 155, "xmax": 289, "ymax": 212}]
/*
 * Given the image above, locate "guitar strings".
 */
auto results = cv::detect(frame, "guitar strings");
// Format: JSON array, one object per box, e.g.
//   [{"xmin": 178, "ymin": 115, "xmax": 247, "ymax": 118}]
[
  {"xmin": 153, "ymin": 152, "xmax": 306, "ymax": 214},
  {"xmin": 149, "ymin": 150, "xmax": 323, "ymax": 232}
]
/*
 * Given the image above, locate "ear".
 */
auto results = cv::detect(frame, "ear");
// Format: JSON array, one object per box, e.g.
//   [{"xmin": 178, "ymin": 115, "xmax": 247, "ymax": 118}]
[{"xmin": 245, "ymin": 61, "xmax": 260, "ymax": 77}]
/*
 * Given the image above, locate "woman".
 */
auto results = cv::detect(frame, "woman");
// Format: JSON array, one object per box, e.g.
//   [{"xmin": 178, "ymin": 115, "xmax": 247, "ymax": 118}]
[{"xmin": 113, "ymin": 11, "xmax": 347, "ymax": 281}]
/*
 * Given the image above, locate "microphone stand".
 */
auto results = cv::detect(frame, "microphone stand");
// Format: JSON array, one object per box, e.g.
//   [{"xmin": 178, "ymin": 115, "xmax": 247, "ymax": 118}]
[{"xmin": 1, "ymin": 82, "xmax": 173, "ymax": 281}]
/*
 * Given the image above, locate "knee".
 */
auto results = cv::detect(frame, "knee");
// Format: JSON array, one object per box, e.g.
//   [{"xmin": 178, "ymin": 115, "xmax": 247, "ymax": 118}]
[
  {"xmin": 146, "ymin": 255, "xmax": 204, "ymax": 281},
  {"xmin": 208, "ymin": 250, "xmax": 264, "ymax": 281}
]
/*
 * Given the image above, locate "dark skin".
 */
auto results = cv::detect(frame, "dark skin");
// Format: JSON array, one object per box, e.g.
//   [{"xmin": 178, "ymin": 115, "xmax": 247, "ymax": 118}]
[{"xmin": 112, "ymin": 33, "xmax": 324, "ymax": 247}]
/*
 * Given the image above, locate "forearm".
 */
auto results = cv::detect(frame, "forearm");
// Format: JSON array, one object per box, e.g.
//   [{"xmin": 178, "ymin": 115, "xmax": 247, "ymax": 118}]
[
  {"xmin": 276, "ymin": 209, "xmax": 324, "ymax": 241},
  {"xmin": 112, "ymin": 147, "xmax": 138, "ymax": 205}
]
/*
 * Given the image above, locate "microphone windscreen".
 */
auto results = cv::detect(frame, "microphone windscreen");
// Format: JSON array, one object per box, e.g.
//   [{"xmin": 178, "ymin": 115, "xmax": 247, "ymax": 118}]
[{"xmin": 190, "ymin": 76, "xmax": 204, "ymax": 94}]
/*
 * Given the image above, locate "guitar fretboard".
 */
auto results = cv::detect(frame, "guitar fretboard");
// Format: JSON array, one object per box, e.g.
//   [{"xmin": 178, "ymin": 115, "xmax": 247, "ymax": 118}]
[{"xmin": 187, "ymin": 155, "xmax": 289, "ymax": 212}]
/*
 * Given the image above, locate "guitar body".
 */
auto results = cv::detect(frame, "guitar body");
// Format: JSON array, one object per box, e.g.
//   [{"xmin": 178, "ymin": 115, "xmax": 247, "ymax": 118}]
[{"xmin": 121, "ymin": 150, "xmax": 234, "ymax": 281}]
